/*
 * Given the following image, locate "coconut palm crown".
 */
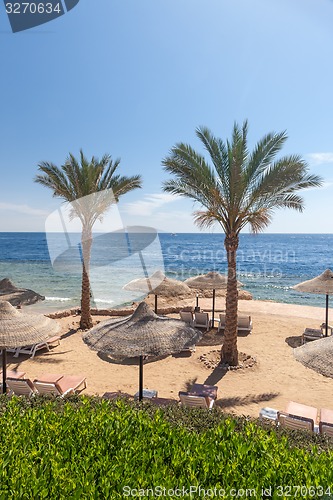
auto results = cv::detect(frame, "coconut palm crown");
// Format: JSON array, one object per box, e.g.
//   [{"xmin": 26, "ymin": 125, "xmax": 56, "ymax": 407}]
[
  {"xmin": 162, "ymin": 120, "xmax": 323, "ymax": 365},
  {"xmin": 35, "ymin": 150, "xmax": 142, "ymax": 329}
]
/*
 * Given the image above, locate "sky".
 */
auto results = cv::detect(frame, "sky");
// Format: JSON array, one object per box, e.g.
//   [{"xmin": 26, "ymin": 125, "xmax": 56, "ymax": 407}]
[{"xmin": 1, "ymin": 0, "xmax": 333, "ymax": 233}]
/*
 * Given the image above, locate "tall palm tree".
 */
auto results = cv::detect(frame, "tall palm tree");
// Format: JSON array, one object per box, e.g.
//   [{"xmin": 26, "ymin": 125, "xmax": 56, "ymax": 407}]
[
  {"xmin": 162, "ymin": 121, "xmax": 322, "ymax": 365},
  {"xmin": 35, "ymin": 150, "xmax": 142, "ymax": 329}
]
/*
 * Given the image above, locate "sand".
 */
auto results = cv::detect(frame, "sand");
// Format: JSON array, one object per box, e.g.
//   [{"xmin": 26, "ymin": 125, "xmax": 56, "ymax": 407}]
[{"xmin": 7, "ymin": 298, "xmax": 333, "ymax": 419}]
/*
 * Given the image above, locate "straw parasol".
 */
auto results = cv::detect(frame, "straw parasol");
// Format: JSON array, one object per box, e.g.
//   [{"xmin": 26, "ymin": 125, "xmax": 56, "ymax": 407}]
[
  {"xmin": 0, "ymin": 301, "xmax": 61, "ymax": 393},
  {"xmin": 83, "ymin": 301, "xmax": 203, "ymax": 400},
  {"xmin": 294, "ymin": 336, "xmax": 333, "ymax": 378},
  {"xmin": 123, "ymin": 270, "xmax": 192, "ymax": 313},
  {"xmin": 185, "ymin": 272, "xmax": 243, "ymax": 326},
  {"xmin": 292, "ymin": 269, "xmax": 333, "ymax": 337}
]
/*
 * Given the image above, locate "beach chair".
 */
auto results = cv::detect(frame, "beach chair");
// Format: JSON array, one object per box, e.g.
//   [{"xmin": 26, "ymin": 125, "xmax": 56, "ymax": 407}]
[
  {"xmin": 320, "ymin": 323, "xmax": 333, "ymax": 335},
  {"xmin": 192, "ymin": 312, "xmax": 210, "ymax": 331},
  {"xmin": 0, "ymin": 370, "xmax": 26, "ymax": 392},
  {"xmin": 217, "ymin": 313, "xmax": 226, "ymax": 332},
  {"xmin": 319, "ymin": 408, "xmax": 333, "ymax": 437},
  {"xmin": 237, "ymin": 315, "xmax": 253, "ymax": 334},
  {"xmin": 34, "ymin": 374, "xmax": 86, "ymax": 397},
  {"xmin": 217, "ymin": 314, "xmax": 252, "ymax": 334},
  {"xmin": 179, "ymin": 311, "xmax": 194, "ymax": 325},
  {"xmin": 179, "ymin": 391, "xmax": 214, "ymax": 409},
  {"xmin": 302, "ymin": 328, "xmax": 324, "ymax": 344},
  {"xmin": 6, "ymin": 377, "xmax": 38, "ymax": 397},
  {"xmin": 277, "ymin": 411, "xmax": 315, "ymax": 432},
  {"xmin": 12, "ymin": 335, "xmax": 61, "ymax": 359}
]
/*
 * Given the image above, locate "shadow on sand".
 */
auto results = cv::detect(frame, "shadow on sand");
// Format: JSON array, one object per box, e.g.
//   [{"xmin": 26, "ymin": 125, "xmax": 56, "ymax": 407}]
[
  {"xmin": 215, "ymin": 392, "xmax": 279, "ymax": 410},
  {"xmin": 285, "ymin": 335, "xmax": 303, "ymax": 348},
  {"xmin": 97, "ymin": 352, "xmax": 168, "ymax": 366}
]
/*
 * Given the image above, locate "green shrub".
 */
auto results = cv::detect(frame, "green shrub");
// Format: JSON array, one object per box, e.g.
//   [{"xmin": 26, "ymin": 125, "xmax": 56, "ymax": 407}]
[{"xmin": 0, "ymin": 396, "xmax": 332, "ymax": 499}]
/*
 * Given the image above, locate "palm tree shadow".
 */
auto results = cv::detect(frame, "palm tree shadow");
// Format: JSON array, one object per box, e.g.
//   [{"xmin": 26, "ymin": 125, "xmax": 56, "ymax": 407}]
[
  {"xmin": 28, "ymin": 351, "xmax": 71, "ymax": 364},
  {"xmin": 215, "ymin": 392, "xmax": 279, "ymax": 410},
  {"xmin": 61, "ymin": 328, "xmax": 79, "ymax": 340},
  {"xmin": 204, "ymin": 365, "xmax": 229, "ymax": 385}
]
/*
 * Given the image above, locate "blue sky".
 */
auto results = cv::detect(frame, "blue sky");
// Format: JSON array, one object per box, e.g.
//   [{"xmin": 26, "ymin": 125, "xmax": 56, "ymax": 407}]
[{"xmin": 1, "ymin": 0, "xmax": 333, "ymax": 233}]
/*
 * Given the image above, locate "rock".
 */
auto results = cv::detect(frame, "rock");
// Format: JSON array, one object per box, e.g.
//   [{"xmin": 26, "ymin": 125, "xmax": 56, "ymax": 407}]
[{"xmin": 0, "ymin": 278, "xmax": 45, "ymax": 307}]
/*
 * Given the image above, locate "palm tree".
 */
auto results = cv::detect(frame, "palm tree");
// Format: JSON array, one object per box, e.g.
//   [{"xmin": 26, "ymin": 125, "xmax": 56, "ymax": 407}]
[
  {"xmin": 162, "ymin": 121, "xmax": 322, "ymax": 365},
  {"xmin": 35, "ymin": 150, "xmax": 142, "ymax": 329}
]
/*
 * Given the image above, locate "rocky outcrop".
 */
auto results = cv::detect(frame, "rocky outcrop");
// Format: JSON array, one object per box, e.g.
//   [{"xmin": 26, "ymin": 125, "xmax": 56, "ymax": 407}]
[{"xmin": 0, "ymin": 278, "xmax": 45, "ymax": 307}]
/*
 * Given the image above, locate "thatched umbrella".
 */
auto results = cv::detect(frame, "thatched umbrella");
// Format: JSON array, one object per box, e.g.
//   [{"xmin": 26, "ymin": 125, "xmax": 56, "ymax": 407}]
[
  {"xmin": 294, "ymin": 336, "xmax": 333, "ymax": 378},
  {"xmin": 292, "ymin": 269, "xmax": 333, "ymax": 337},
  {"xmin": 185, "ymin": 272, "xmax": 243, "ymax": 326},
  {"xmin": 83, "ymin": 302, "xmax": 203, "ymax": 400},
  {"xmin": 0, "ymin": 301, "xmax": 61, "ymax": 393},
  {"xmin": 123, "ymin": 270, "xmax": 192, "ymax": 313}
]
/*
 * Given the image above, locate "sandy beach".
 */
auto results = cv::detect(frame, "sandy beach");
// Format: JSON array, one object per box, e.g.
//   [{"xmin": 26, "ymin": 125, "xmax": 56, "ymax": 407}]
[{"xmin": 6, "ymin": 298, "xmax": 333, "ymax": 419}]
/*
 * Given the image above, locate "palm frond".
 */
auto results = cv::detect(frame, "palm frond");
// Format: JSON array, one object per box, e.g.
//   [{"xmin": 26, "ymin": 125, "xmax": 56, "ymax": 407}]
[
  {"xmin": 195, "ymin": 126, "xmax": 230, "ymax": 200},
  {"xmin": 244, "ymin": 130, "xmax": 288, "ymax": 189},
  {"xmin": 35, "ymin": 162, "xmax": 75, "ymax": 201},
  {"xmin": 35, "ymin": 151, "xmax": 142, "ymax": 225},
  {"xmin": 163, "ymin": 122, "xmax": 324, "ymax": 236}
]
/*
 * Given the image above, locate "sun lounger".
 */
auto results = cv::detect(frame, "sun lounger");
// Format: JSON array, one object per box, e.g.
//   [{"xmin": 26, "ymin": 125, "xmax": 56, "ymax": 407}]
[
  {"xmin": 277, "ymin": 401, "xmax": 319, "ymax": 432},
  {"xmin": 302, "ymin": 328, "xmax": 324, "ymax": 344},
  {"xmin": 277, "ymin": 411, "xmax": 315, "ymax": 432},
  {"xmin": 134, "ymin": 389, "xmax": 158, "ymax": 400},
  {"xmin": 285, "ymin": 400, "xmax": 318, "ymax": 422},
  {"xmin": 11, "ymin": 335, "xmax": 61, "ymax": 359},
  {"xmin": 189, "ymin": 383, "xmax": 218, "ymax": 400},
  {"xmin": 320, "ymin": 323, "xmax": 333, "ymax": 335},
  {"xmin": 6, "ymin": 377, "xmax": 37, "ymax": 397},
  {"xmin": 179, "ymin": 391, "xmax": 215, "ymax": 409},
  {"xmin": 33, "ymin": 373, "xmax": 86, "ymax": 397},
  {"xmin": 217, "ymin": 314, "xmax": 253, "ymax": 334},
  {"xmin": 0, "ymin": 370, "xmax": 26, "ymax": 392},
  {"xmin": 192, "ymin": 312, "xmax": 210, "ymax": 331},
  {"xmin": 179, "ymin": 311, "xmax": 194, "ymax": 325},
  {"xmin": 319, "ymin": 408, "xmax": 333, "ymax": 437}
]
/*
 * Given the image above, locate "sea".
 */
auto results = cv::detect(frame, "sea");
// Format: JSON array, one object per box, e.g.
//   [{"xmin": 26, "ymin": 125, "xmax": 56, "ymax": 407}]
[{"xmin": 0, "ymin": 232, "xmax": 332, "ymax": 313}]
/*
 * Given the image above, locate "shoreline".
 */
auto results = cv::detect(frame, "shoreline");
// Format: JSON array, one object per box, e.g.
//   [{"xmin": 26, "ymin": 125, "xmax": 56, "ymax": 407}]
[{"xmin": 26, "ymin": 296, "xmax": 329, "ymax": 323}]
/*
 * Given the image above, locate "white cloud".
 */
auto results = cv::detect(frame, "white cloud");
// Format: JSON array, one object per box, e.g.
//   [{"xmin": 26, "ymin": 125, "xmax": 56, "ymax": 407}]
[
  {"xmin": 0, "ymin": 203, "xmax": 48, "ymax": 217},
  {"xmin": 307, "ymin": 153, "xmax": 333, "ymax": 165},
  {"xmin": 122, "ymin": 193, "xmax": 179, "ymax": 216}
]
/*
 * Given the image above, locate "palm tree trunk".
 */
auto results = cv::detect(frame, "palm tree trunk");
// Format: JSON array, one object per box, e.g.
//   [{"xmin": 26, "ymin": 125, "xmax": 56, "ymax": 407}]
[
  {"xmin": 79, "ymin": 228, "xmax": 93, "ymax": 330},
  {"xmin": 221, "ymin": 233, "xmax": 239, "ymax": 366}
]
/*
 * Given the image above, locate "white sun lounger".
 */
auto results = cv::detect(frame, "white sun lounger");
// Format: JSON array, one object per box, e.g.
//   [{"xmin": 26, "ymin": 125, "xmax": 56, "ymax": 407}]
[
  {"xmin": 34, "ymin": 373, "xmax": 86, "ymax": 397},
  {"xmin": 10, "ymin": 335, "xmax": 61, "ymax": 359}
]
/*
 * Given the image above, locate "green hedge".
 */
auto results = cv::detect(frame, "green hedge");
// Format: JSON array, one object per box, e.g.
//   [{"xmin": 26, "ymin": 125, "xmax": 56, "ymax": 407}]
[{"xmin": 0, "ymin": 396, "xmax": 332, "ymax": 499}]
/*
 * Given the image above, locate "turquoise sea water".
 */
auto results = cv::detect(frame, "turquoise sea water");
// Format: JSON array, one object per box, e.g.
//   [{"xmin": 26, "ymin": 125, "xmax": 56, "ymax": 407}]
[{"xmin": 0, "ymin": 232, "xmax": 332, "ymax": 312}]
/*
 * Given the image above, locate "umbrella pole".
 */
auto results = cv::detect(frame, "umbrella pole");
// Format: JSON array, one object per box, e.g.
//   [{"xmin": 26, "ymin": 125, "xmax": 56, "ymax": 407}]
[
  {"xmin": 154, "ymin": 295, "xmax": 158, "ymax": 314},
  {"xmin": 325, "ymin": 294, "xmax": 329, "ymax": 337},
  {"xmin": 139, "ymin": 355, "xmax": 143, "ymax": 401},
  {"xmin": 212, "ymin": 289, "xmax": 216, "ymax": 328},
  {"xmin": 2, "ymin": 349, "xmax": 6, "ymax": 395},
  {"xmin": 196, "ymin": 294, "xmax": 199, "ymax": 308}
]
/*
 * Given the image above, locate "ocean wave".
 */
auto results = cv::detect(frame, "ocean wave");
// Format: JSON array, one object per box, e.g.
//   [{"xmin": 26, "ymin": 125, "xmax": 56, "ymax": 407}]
[
  {"xmin": 94, "ymin": 298, "xmax": 114, "ymax": 305},
  {"xmin": 45, "ymin": 296, "xmax": 72, "ymax": 302}
]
